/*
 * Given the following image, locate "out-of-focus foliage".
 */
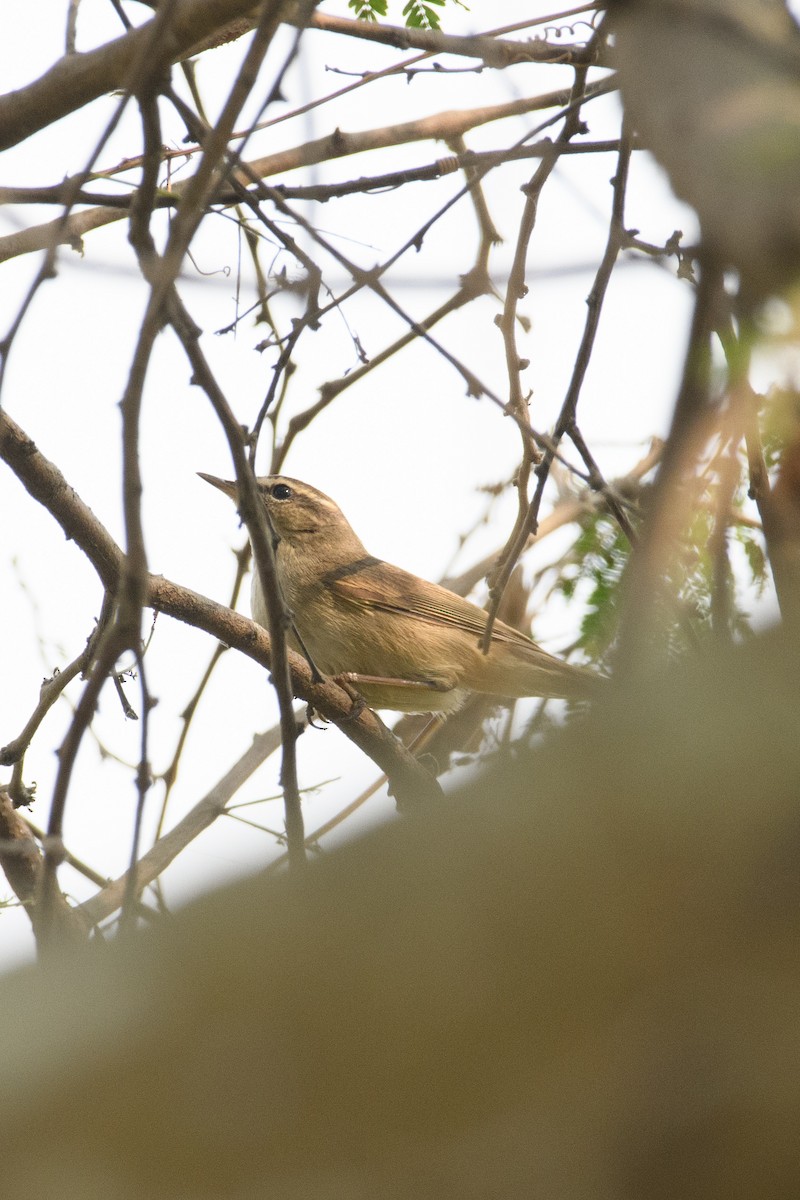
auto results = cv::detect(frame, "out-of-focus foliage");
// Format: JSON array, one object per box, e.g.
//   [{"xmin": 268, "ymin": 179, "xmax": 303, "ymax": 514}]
[{"xmin": 551, "ymin": 427, "xmax": 780, "ymax": 667}]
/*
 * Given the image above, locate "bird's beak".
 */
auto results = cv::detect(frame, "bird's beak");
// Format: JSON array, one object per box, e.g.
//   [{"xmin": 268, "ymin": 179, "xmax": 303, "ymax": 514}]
[{"xmin": 198, "ymin": 472, "xmax": 238, "ymax": 500}]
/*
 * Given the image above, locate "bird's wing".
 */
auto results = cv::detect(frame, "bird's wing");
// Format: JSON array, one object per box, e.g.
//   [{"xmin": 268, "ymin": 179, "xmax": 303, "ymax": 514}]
[{"xmin": 327, "ymin": 559, "xmax": 551, "ymax": 656}]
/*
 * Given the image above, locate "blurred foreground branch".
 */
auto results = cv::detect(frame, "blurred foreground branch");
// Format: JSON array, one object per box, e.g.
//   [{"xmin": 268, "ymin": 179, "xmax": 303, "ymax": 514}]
[{"xmin": 0, "ymin": 624, "xmax": 797, "ymax": 1196}]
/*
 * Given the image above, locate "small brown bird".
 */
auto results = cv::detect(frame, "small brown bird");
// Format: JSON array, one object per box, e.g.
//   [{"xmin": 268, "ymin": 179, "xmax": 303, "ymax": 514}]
[{"xmin": 200, "ymin": 474, "xmax": 603, "ymax": 713}]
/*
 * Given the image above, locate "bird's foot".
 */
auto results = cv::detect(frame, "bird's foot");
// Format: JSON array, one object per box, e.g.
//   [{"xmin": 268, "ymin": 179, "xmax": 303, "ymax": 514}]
[{"xmin": 332, "ymin": 675, "xmax": 368, "ymax": 721}]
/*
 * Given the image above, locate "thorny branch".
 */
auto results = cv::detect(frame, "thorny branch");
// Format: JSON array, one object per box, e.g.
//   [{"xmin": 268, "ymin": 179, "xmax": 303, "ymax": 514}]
[
  {"xmin": 484, "ymin": 58, "xmax": 616, "ymax": 649},
  {"xmin": 0, "ymin": 80, "xmax": 619, "ymax": 266}
]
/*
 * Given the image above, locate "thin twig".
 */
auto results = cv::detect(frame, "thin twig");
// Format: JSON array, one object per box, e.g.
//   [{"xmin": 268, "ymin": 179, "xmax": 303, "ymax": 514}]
[
  {"xmin": 154, "ymin": 542, "xmax": 249, "ymax": 840},
  {"xmin": 485, "ymin": 62, "xmax": 616, "ymax": 649},
  {"xmin": 0, "ymin": 597, "xmax": 113, "ymax": 770}
]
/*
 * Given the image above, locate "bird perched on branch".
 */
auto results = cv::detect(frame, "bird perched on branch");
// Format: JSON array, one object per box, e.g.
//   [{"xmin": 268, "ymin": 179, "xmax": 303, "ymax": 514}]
[{"xmin": 200, "ymin": 474, "xmax": 603, "ymax": 713}]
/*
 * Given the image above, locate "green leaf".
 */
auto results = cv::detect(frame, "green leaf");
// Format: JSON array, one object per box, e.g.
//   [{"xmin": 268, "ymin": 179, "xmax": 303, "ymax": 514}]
[
  {"xmin": 402, "ymin": 0, "xmax": 444, "ymax": 29},
  {"xmin": 348, "ymin": 0, "xmax": 388, "ymax": 20}
]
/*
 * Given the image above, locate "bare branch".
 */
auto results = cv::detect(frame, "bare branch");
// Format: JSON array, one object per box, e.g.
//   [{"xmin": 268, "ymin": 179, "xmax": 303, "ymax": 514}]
[
  {"xmin": 0, "ymin": 80, "xmax": 618, "ymax": 265},
  {"xmin": 0, "ymin": 0, "xmax": 289, "ymax": 153}
]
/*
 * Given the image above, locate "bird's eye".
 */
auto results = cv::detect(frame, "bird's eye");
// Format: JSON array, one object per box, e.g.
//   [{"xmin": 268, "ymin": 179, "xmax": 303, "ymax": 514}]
[{"xmin": 271, "ymin": 483, "xmax": 292, "ymax": 500}]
